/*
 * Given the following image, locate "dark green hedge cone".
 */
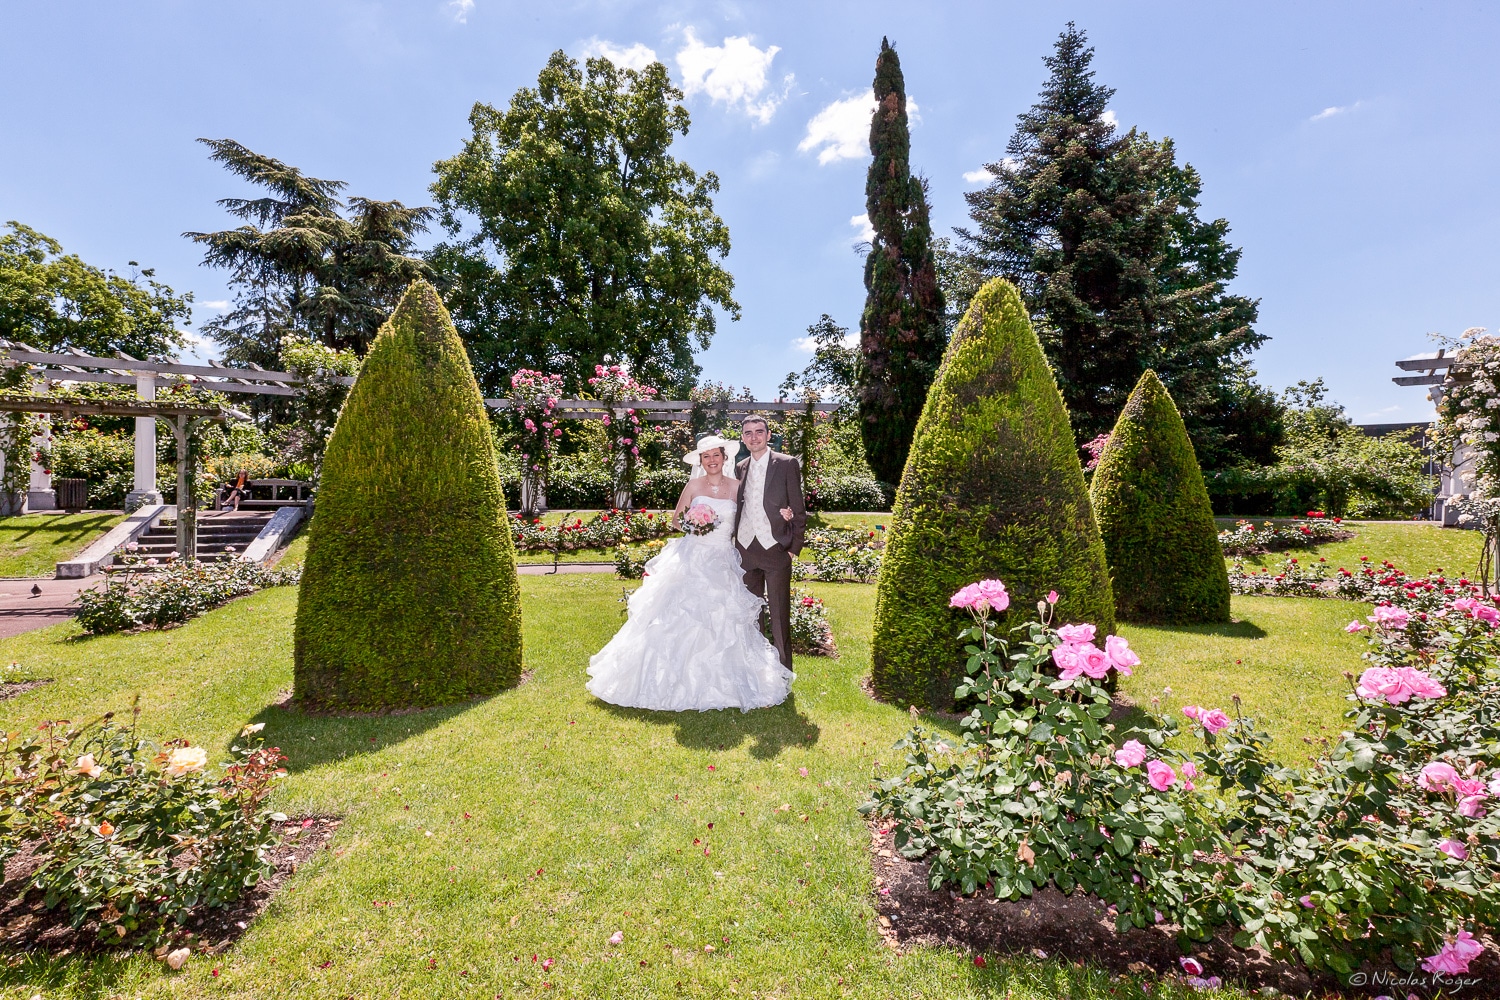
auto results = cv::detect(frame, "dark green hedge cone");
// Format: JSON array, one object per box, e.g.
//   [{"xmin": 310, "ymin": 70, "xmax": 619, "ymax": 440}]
[
  {"xmin": 293, "ymin": 280, "xmax": 523, "ymax": 710},
  {"xmin": 870, "ymin": 278, "xmax": 1115, "ymax": 709},
  {"xmin": 1090, "ymin": 369, "xmax": 1230, "ymax": 625}
]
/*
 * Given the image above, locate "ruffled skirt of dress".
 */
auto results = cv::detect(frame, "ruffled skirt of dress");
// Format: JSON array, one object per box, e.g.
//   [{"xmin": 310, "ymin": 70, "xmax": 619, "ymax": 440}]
[{"xmin": 586, "ymin": 533, "xmax": 794, "ymax": 712}]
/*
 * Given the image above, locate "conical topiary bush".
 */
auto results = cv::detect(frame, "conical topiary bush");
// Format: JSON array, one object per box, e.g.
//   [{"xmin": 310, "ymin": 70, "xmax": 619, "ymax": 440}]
[
  {"xmin": 1090, "ymin": 369, "xmax": 1230, "ymax": 625},
  {"xmin": 870, "ymin": 278, "xmax": 1115, "ymax": 709},
  {"xmin": 293, "ymin": 280, "xmax": 523, "ymax": 711}
]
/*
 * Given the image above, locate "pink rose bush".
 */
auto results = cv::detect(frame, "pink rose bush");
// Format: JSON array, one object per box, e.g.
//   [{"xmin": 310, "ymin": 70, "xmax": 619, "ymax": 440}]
[{"xmin": 866, "ymin": 572, "xmax": 1500, "ymax": 979}]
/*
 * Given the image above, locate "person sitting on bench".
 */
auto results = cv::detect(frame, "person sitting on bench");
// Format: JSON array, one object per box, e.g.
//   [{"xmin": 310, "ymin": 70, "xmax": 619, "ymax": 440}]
[{"xmin": 220, "ymin": 471, "xmax": 248, "ymax": 512}]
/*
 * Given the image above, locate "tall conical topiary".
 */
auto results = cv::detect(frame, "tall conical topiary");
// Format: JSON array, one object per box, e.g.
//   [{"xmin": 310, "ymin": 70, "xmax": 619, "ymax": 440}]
[
  {"xmin": 294, "ymin": 280, "xmax": 522, "ymax": 711},
  {"xmin": 870, "ymin": 278, "xmax": 1114, "ymax": 709},
  {"xmin": 1090, "ymin": 370, "xmax": 1229, "ymax": 624}
]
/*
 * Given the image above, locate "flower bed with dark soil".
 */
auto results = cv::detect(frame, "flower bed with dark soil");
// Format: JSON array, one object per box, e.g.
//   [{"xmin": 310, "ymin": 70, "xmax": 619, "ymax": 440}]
[
  {"xmin": 0, "ymin": 815, "xmax": 340, "ymax": 958},
  {"xmin": 869, "ymin": 823, "xmax": 1500, "ymax": 997},
  {"xmin": 0, "ymin": 678, "xmax": 52, "ymax": 701}
]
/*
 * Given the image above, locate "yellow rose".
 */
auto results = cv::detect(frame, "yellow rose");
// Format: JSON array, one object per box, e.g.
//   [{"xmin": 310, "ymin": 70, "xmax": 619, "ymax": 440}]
[{"xmin": 164, "ymin": 747, "xmax": 208, "ymax": 776}]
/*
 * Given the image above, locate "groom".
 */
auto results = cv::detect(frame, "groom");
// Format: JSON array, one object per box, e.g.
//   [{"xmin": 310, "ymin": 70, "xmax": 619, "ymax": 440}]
[{"xmin": 733, "ymin": 414, "xmax": 807, "ymax": 672}]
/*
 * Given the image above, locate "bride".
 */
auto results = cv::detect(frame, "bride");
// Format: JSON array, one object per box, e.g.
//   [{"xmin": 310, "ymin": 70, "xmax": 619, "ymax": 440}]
[{"xmin": 586, "ymin": 435, "xmax": 794, "ymax": 713}]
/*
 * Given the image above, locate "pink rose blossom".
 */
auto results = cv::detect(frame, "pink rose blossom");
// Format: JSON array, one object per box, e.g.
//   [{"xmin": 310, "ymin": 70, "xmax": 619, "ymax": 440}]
[
  {"xmin": 1300, "ymin": 895, "xmax": 1314, "ymax": 908},
  {"xmin": 974, "ymin": 579, "xmax": 1009, "ymax": 612},
  {"xmin": 1200, "ymin": 709, "xmax": 1231, "ymax": 733},
  {"xmin": 1419, "ymin": 762, "xmax": 1461, "ymax": 792},
  {"xmin": 1422, "ymin": 930, "xmax": 1484, "ymax": 974},
  {"xmin": 1475, "ymin": 605, "xmax": 1500, "ymax": 626},
  {"xmin": 1344, "ymin": 620, "xmax": 1367, "ymax": 633},
  {"xmin": 1114, "ymin": 740, "xmax": 1147, "ymax": 768},
  {"xmin": 1077, "ymin": 642, "xmax": 1112, "ymax": 679},
  {"xmin": 1459, "ymin": 794, "xmax": 1488, "ymax": 818},
  {"xmin": 1104, "ymin": 635, "xmax": 1140, "ymax": 675},
  {"xmin": 1182, "ymin": 705, "xmax": 1202, "ymax": 721},
  {"xmin": 1056, "ymin": 623, "xmax": 1096, "ymax": 643},
  {"xmin": 1452, "ymin": 597, "xmax": 1479, "ymax": 613},
  {"xmin": 1368, "ymin": 605, "xmax": 1411, "ymax": 630},
  {"xmin": 1051, "ymin": 643, "xmax": 1084, "ymax": 680},
  {"xmin": 1356, "ymin": 666, "xmax": 1446, "ymax": 704},
  {"xmin": 950, "ymin": 583, "xmax": 982, "ymax": 610},
  {"xmin": 1046, "ymin": 590, "xmax": 1059, "ymax": 604},
  {"xmin": 1181, "ymin": 761, "xmax": 1198, "ymax": 779},
  {"xmin": 1179, "ymin": 957, "xmax": 1204, "ymax": 976},
  {"xmin": 524, "ymin": 418, "xmax": 536, "ymax": 432},
  {"xmin": 1437, "ymin": 838, "xmax": 1469, "ymax": 860},
  {"xmin": 1146, "ymin": 760, "xmax": 1177, "ymax": 791}
]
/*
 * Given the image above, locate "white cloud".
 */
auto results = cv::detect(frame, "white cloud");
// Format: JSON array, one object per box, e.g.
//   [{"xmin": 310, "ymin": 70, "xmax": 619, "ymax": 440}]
[
  {"xmin": 962, "ymin": 168, "xmax": 990, "ymax": 184},
  {"xmin": 581, "ymin": 38, "xmax": 659, "ymax": 72},
  {"xmin": 799, "ymin": 90, "xmax": 920, "ymax": 166},
  {"xmin": 446, "ymin": 0, "xmax": 473, "ymax": 23},
  {"xmin": 1101, "ymin": 109, "xmax": 1118, "ymax": 127},
  {"xmin": 1310, "ymin": 101, "xmax": 1365, "ymax": 122},
  {"xmin": 792, "ymin": 330, "xmax": 858, "ymax": 352},
  {"xmin": 674, "ymin": 29, "xmax": 789, "ymax": 124},
  {"xmin": 198, "ymin": 300, "xmax": 230, "ymax": 310},
  {"xmin": 850, "ymin": 213, "xmax": 875, "ymax": 242}
]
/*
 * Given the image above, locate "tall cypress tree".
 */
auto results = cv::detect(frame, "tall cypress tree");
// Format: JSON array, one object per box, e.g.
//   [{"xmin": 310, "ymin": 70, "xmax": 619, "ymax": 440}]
[
  {"xmin": 858, "ymin": 38, "xmax": 947, "ymax": 487},
  {"xmin": 954, "ymin": 24, "xmax": 1268, "ymax": 469}
]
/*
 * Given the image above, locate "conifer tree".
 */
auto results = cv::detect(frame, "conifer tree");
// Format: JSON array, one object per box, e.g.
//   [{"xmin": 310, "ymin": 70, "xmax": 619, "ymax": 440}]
[
  {"xmin": 1090, "ymin": 370, "xmax": 1229, "ymax": 624},
  {"xmin": 294, "ymin": 280, "xmax": 523, "ymax": 711},
  {"xmin": 871, "ymin": 278, "xmax": 1113, "ymax": 709},
  {"xmin": 857, "ymin": 38, "xmax": 947, "ymax": 486},
  {"xmin": 954, "ymin": 24, "xmax": 1268, "ymax": 470}
]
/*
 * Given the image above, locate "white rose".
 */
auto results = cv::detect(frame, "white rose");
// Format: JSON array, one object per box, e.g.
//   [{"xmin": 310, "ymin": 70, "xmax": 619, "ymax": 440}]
[
  {"xmin": 73, "ymin": 753, "xmax": 102, "ymax": 778},
  {"xmin": 164, "ymin": 747, "xmax": 208, "ymax": 776},
  {"xmin": 240, "ymin": 722, "xmax": 265, "ymax": 736}
]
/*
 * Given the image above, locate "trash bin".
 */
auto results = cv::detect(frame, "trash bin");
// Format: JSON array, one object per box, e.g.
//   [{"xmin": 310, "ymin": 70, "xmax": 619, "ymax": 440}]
[{"xmin": 55, "ymin": 478, "xmax": 87, "ymax": 513}]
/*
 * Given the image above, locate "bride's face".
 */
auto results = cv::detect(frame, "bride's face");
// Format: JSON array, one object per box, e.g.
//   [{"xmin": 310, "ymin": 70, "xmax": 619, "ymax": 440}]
[{"xmin": 700, "ymin": 447, "xmax": 726, "ymax": 475}]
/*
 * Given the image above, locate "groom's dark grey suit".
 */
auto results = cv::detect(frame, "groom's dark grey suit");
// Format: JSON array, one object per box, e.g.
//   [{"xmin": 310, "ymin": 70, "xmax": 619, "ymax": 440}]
[{"xmin": 733, "ymin": 450, "xmax": 806, "ymax": 671}]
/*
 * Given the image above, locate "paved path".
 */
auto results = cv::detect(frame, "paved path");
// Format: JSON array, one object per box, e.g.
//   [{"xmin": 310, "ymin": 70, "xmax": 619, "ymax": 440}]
[
  {"xmin": 0, "ymin": 575, "xmax": 104, "ymax": 638},
  {"xmin": 0, "ymin": 564, "xmax": 615, "ymax": 640}
]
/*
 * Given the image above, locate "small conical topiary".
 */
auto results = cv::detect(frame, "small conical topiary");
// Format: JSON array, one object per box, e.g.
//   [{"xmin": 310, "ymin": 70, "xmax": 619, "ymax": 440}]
[
  {"xmin": 294, "ymin": 280, "xmax": 523, "ymax": 711},
  {"xmin": 1089, "ymin": 369, "xmax": 1230, "ymax": 624},
  {"xmin": 870, "ymin": 278, "xmax": 1115, "ymax": 709}
]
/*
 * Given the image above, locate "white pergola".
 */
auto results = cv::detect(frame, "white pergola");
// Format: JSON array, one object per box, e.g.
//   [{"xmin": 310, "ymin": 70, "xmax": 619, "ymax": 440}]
[{"xmin": 0, "ymin": 342, "xmax": 840, "ymax": 511}]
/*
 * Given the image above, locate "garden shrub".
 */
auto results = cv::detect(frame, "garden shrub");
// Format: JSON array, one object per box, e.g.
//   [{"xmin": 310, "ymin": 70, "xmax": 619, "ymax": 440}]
[
  {"xmin": 787, "ymin": 586, "xmax": 837, "ymax": 658},
  {"xmin": 807, "ymin": 473, "xmax": 891, "ymax": 512},
  {"xmin": 76, "ymin": 558, "xmax": 299, "ymax": 634},
  {"xmin": 49, "ymin": 429, "xmax": 133, "ymax": 509},
  {"xmin": 1090, "ymin": 370, "xmax": 1229, "ymax": 624},
  {"xmin": 1217, "ymin": 515, "xmax": 1350, "ymax": 555},
  {"xmin": 869, "ymin": 278, "xmax": 1114, "ymax": 708},
  {"xmin": 293, "ymin": 280, "xmax": 523, "ymax": 711},
  {"xmin": 514, "ymin": 509, "xmax": 673, "ymax": 553},
  {"xmin": 0, "ymin": 717, "xmax": 285, "ymax": 943},
  {"xmin": 792, "ymin": 527, "xmax": 884, "ymax": 583},
  {"xmin": 867, "ymin": 575, "xmax": 1500, "ymax": 979}
]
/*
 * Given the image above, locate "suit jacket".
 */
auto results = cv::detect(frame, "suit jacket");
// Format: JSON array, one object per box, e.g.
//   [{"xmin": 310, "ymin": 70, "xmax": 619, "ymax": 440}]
[{"xmin": 733, "ymin": 450, "xmax": 807, "ymax": 556}]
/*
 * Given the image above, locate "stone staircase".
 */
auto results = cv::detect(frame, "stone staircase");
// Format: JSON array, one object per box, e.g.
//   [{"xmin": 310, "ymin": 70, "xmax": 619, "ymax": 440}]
[{"xmin": 110, "ymin": 511, "xmax": 274, "ymax": 570}]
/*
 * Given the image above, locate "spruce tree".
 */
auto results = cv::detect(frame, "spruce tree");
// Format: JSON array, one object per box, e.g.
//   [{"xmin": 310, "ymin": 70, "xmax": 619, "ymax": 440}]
[
  {"xmin": 954, "ymin": 24, "xmax": 1267, "ymax": 469},
  {"xmin": 857, "ymin": 38, "xmax": 947, "ymax": 486},
  {"xmin": 293, "ymin": 280, "xmax": 523, "ymax": 711},
  {"xmin": 1090, "ymin": 370, "xmax": 1230, "ymax": 624},
  {"xmin": 870, "ymin": 278, "xmax": 1114, "ymax": 709}
]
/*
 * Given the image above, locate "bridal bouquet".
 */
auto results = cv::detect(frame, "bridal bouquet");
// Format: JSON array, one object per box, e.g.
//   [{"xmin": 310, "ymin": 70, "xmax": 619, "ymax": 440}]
[{"xmin": 680, "ymin": 505, "xmax": 721, "ymax": 536}]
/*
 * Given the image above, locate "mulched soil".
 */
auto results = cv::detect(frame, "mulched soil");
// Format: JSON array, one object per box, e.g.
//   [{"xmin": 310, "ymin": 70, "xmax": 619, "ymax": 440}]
[
  {"xmin": 0, "ymin": 816, "xmax": 340, "ymax": 959},
  {"xmin": 0, "ymin": 678, "xmax": 53, "ymax": 701},
  {"xmin": 868, "ymin": 822, "xmax": 1500, "ymax": 998}
]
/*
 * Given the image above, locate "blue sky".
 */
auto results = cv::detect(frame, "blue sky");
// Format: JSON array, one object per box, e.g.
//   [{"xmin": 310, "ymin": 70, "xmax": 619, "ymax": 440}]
[{"xmin": 5, "ymin": 1, "xmax": 1498, "ymax": 422}]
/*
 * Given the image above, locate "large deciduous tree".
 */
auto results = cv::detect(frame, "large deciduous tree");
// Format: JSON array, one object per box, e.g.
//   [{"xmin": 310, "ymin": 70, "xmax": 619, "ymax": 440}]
[
  {"xmin": 0, "ymin": 221, "xmax": 190, "ymax": 357},
  {"xmin": 429, "ymin": 50, "xmax": 739, "ymax": 397},
  {"xmin": 186, "ymin": 139, "xmax": 435, "ymax": 364},
  {"xmin": 954, "ymin": 23, "xmax": 1269, "ymax": 470},
  {"xmin": 858, "ymin": 38, "xmax": 947, "ymax": 487}
]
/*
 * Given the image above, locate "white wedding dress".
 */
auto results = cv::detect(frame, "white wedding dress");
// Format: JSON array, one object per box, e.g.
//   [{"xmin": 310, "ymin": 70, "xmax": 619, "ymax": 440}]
[{"xmin": 586, "ymin": 495, "xmax": 794, "ymax": 713}]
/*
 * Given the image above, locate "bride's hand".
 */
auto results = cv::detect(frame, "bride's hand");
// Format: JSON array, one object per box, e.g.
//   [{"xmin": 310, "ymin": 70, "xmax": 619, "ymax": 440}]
[{"xmin": 779, "ymin": 506, "xmax": 794, "ymax": 522}]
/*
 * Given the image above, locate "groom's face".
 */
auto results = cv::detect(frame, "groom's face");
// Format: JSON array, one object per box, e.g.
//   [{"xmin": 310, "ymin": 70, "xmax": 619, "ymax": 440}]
[{"xmin": 742, "ymin": 422, "xmax": 769, "ymax": 455}]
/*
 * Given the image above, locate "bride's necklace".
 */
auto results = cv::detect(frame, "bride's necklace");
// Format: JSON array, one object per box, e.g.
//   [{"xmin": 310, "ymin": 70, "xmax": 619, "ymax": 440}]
[{"xmin": 707, "ymin": 475, "xmax": 724, "ymax": 495}]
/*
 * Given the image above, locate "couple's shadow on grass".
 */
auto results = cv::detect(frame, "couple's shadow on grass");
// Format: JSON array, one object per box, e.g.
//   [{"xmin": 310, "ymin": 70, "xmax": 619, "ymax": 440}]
[{"xmin": 599, "ymin": 693, "xmax": 819, "ymax": 760}]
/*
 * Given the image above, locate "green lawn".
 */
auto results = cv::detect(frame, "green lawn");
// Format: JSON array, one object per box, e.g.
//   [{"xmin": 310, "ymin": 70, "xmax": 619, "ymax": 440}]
[
  {"xmin": 1222, "ymin": 518, "xmax": 1483, "ymax": 576},
  {"xmin": 0, "ymin": 558, "xmax": 1377, "ymax": 999},
  {"xmin": 0, "ymin": 511, "xmax": 125, "ymax": 578}
]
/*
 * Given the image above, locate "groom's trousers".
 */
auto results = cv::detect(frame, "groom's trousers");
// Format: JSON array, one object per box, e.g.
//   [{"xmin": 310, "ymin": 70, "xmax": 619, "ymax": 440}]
[{"xmin": 740, "ymin": 539, "xmax": 793, "ymax": 671}]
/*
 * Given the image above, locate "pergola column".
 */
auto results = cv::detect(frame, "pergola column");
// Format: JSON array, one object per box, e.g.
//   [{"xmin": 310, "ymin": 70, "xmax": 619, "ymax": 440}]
[
  {"xmin": 125, "ymin": 371, "xmax": 161, "ymax": 508},
  {"xmin": 26, "ymin": 379, "xmax": 54, "ymax": 511}
]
